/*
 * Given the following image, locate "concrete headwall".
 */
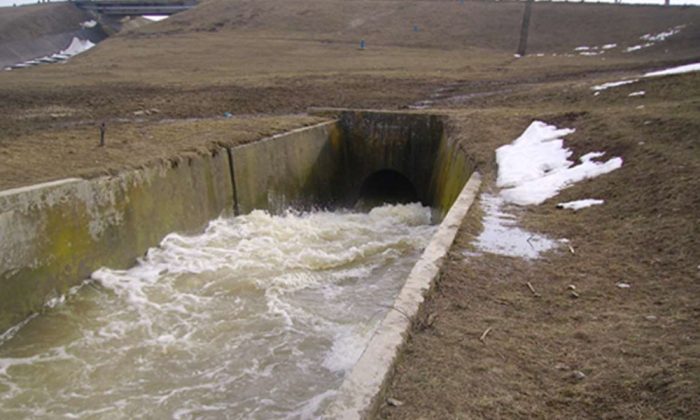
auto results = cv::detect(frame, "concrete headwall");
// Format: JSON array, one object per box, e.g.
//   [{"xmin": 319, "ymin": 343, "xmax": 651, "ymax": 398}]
[
  {"xmin": 334, "ymin": 111, "xmax": 474, "ymax": 219},
  {"xmin": 231, "ymin": 111, "xmax": 475, "ymax": 220},
  {"xmin": 0, "ymin": 149, "xmax": 233, "ymax": 331}
]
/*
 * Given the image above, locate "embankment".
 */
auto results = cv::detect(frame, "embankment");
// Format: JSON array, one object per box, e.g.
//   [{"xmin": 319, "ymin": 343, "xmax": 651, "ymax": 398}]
[{"xmin": 0, "ymin": 2, "xmax": 106, "ymax": 69}]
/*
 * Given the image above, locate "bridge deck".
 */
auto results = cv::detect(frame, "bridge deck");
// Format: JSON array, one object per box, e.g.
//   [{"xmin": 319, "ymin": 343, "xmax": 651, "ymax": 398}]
[{"xmin": 73, "ymin": 0, "xmax": 197, "ymax": 16}]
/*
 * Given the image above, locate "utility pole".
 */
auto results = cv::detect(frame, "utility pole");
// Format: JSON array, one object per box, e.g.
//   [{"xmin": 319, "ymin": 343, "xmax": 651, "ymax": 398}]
[{"xmin": 517, "ymin": 0, "xmax": 534, "ymax": 57}]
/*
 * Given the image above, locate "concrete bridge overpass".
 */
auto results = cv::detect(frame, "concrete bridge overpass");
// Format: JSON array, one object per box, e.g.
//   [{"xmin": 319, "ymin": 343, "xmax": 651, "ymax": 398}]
[{"xmin": 72, "ymin": 0, "xmax": 197, "ymax": 16}]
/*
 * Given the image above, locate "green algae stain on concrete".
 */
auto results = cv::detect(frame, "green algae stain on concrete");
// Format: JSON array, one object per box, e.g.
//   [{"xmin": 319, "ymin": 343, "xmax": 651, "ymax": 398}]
[
  {"xmin": 231, "ymin": 121, "xmax": 341, "ymax": 214},
  {"xmin": 0, "ymin": 112, "xmax": 475, "ymax": 332},
  {"xmin": 0, "ymin": 149, "xmax": 234, "ymax": 332}
]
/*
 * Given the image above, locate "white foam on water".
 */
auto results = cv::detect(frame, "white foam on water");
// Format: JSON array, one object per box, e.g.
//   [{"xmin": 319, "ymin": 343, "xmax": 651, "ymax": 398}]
[{"xmin": 0, "ymin": 203, "xmax": 435, "ymax": 418}]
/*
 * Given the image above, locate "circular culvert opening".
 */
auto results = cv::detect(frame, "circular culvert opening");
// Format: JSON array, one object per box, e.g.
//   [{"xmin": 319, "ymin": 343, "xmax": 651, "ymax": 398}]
[{"xmin": 356, "ymin": 170, "xmax": 418, "ymax": 209}]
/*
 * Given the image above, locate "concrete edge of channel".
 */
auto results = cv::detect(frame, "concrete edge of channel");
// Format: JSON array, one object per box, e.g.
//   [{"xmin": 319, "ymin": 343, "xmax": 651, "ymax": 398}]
[{"xmin": 324, "ymin": 171, "xmax": 482, "ymax": 419}]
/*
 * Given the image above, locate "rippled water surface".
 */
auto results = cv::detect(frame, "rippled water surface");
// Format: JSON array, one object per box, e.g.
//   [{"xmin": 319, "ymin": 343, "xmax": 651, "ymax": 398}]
[{"xmin": 0, "ymin": 203, "xmax": 435, "ymax": 419}]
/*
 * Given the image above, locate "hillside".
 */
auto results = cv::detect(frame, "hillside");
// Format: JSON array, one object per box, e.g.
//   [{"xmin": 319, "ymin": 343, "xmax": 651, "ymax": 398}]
[
  {"xmin": 143, "ymin": 0, "xmax": 700, "ymax": 54},
  {"xmin": 0, "ymin": 0, "xmax": 697, "ymax": 131},
  {"xmin": 0, "ymin": 2, "xmax": 106, "ymax": 69}
]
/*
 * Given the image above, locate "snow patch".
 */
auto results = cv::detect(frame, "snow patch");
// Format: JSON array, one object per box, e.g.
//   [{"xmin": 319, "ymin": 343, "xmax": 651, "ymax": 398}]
[
  {"xmin": 144, "ymin": 15, "xmax": 169, "ymax": 22},
  {"xmin": 556, "ymin": 199, "xmax": 604, "ymax": 210},
  {"xmin": 80, "ymin": 20, "xmax": 97, "ymax": 29},
  {"xmin": 496, "ymin": 121, "xmax": 623, "ymax": 206},
  {"xmin": 471, "ymin": 194, "xmax": 560, "ymax": 260},
  {"xmin": 5, "ymin": 37, "xmax": 95, "ymax": 71},
  {"xmin": 625, "ymin": 25, "xmax": 684, "ymax": 53},
  {"xmin": 591, "ymin": 79, "xmax": 638, "ymax": 92},
  {"xmin": 640, "ymin": 26, "xmax": 684, "ymax": 42},
  {"xmin": 573, "ymin": 43, "xmax": 617, "ymax": 57},
  {"xmin": 644, "ymin": 62, "xmax": 700, "ymax": 77},
  {"xmin": 628, "ymin": 91, "xmax": 646, "ymax": 97},
  {"xmin": 60, "ymin": 37, "xmax": 95, "ymax": 56}
]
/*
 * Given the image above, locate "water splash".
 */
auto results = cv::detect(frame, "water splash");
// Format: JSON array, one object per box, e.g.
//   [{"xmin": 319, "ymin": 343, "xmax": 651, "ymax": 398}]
[{"xmin": 0, "ymin": 203, "xmax": 435, "ymax": 419}]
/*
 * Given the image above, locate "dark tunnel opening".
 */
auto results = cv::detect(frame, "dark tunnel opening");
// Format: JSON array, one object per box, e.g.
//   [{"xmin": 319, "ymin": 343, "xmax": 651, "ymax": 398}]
[{"xmin": 356, "ymin": 170, "xmax": 419, "ymax": 210}]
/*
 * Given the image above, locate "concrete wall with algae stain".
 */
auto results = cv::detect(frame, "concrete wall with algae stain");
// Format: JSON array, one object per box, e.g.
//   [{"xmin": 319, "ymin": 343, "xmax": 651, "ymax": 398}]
[
  {"xmin": 0, "ymin": 149, "xmax": 233, "ymax": 331},
  {"xmin": 231, "ymin": 121, "xmax": 343, "ymax": 215},
  {"xmin": 232, "ymin": 111, "xmax": 475, "ymax": 221},
  {"xmin": 334, "ymin": 110, "xmax": 475, "ymax": 219},
  {"xmin": 0, "ymin": 111, "xmax": 474, "ymax": 334}
]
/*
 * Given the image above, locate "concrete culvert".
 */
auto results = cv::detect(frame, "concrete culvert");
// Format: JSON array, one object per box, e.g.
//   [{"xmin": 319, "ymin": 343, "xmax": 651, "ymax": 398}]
[{"xmin": 356, "ymin": 169, "xmax": 419, "ymax": 210}]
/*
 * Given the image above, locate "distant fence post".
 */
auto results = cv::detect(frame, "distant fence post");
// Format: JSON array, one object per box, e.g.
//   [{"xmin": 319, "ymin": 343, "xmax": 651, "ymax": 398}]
[{"xmin": 517, "ymin": 0, "xmax": 534, "ymax": 56}]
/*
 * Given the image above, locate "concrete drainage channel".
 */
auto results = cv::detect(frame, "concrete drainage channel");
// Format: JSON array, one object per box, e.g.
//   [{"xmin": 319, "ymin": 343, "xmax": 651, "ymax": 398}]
[{"xmin": 0, "ymin": 110, "xmax": 480, "ymax": 418}]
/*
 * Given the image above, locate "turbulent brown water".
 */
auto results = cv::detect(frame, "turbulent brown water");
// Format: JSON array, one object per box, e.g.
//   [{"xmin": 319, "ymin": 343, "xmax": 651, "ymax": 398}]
[{"xmin": 0, "ymin": 203, "xmax": 436, "ymax": 419}]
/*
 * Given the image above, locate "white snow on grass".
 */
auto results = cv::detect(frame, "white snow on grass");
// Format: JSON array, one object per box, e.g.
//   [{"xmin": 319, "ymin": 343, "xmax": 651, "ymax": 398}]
[
  {"xmin": 625, "ymin": 43, "xmax": 653, "ymax": 53},
  {"xmin": 471, "ymin": 121, "xmax": 620, "ymax": 260},
  {"xmin": 640, "ymin": 26, "xmax": 684, "ymax": 42},
  {"xmin": 144, "ymin": 15, "xmax": 169, "ymax": 22},
  {"xmin": 625, "ymin": 25, "xmax": 684, "ymax": 53},
  {"xmin": 496, "ymin": 121, "xmax": 623, "ymax": 206},
  {"xmin": 80, "ymin": 20, "xmax": 97, "ymax": 29},
  {"xmin": 6, "ymin": 37, "xmax": 96, "ymax": 71},
  {"xmin": 590, "ymin": 61, "xmax": 700, "ymax": 95},
  {"xmin": 471, "ymin": 194, "xmax": 560, "ymax": 260},
  {"xmin": 556, "ymin": 199, "xmax": 604, "ymax": 210},
  {"xmin": 60, "ymin": 37, "xmax": 95, "ymax": 56},
  {"xmin": 591, "ymin": 79, "xmax": 638, "ymax": 92},
  {"xmin": 644, "ymin": 62, "xmax": 700, "ymax": 77},
  {"xmin": 572, "ymin": 43, "xmax": 617, "ymax": 57}
]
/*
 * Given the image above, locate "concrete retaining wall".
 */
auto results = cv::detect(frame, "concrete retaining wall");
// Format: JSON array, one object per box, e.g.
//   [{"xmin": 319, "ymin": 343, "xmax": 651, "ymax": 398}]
[
  {"xmin": 0, "ymin": 149, "xmax": 233, "ymax": 331},
  {"xmin": 0, "ymin": 111, "xmax": 476, "ymax": 345},
  {"xmin": 334, "ymin": 111, "xmax": 474, "ymax": 219},
  {"xmin": 232, "ymin": 111, "xmax": 475, "ymax": 220},
  {"xmin": 231, "ymin": 122, "xmax": 343, "ymax": 214}
]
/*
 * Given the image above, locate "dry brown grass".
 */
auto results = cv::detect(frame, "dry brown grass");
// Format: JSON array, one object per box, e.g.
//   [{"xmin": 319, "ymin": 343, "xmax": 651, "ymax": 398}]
[
  {"xmin": 0, "ymin": 114, "xmax": 326, "ymax": 190},
  {"xmin": 379, "ymin": 72, "xmax": 700, "ymax": 419}
]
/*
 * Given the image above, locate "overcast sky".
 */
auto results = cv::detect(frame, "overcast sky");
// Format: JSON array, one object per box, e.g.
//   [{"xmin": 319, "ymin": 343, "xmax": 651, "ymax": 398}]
[{"xmin": 1, "ymin": 0, "xmax": 698, "ymax": 8}]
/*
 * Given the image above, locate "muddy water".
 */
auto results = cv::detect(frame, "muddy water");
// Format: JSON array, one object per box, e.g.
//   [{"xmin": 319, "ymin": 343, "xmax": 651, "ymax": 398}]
[{"xmin": 0, "ymin": 204, "xmax": 435, "ymax": 419}]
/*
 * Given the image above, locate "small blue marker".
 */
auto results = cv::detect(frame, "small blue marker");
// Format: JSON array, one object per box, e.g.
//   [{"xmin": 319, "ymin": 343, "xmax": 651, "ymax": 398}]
[
  {"xmin": 413, "ymin": 25, "xmax": 419, "ymax": 32},
  {"xmin": 360, "ymin": 39, "xmax": 366, "ymax": 50}
]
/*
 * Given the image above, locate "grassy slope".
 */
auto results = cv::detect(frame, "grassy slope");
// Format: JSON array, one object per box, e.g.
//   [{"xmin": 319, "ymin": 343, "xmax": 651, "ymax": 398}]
[
  {"xmin": 380, "ymin": 71, "xmax": 700, "ymax": 418},
  {"xmin": 0, "ymin": 3, "xmax": 89, "ymax": 43}
]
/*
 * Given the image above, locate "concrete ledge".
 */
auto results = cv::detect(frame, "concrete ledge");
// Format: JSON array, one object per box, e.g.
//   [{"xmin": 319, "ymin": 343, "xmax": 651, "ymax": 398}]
[{"xmin": 324, "ymin": 172, "xmax": 482, "ymax": 419}]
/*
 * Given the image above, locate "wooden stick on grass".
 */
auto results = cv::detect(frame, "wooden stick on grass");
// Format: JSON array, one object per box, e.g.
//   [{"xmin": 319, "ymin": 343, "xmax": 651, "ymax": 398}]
[
  {"xmin": 527, "ymin": 282, "xmax": 540, "ymax": 297},
  {"xmin": 479, "ymin": 327, "xmax": 493, "ymax": 343}
]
